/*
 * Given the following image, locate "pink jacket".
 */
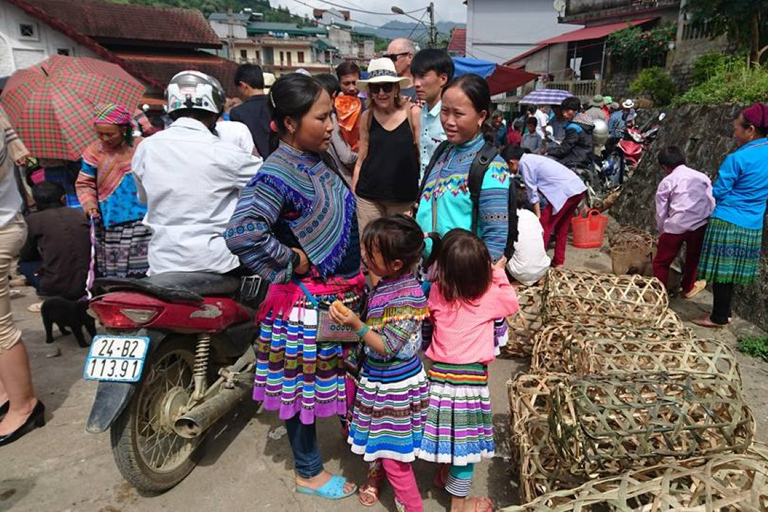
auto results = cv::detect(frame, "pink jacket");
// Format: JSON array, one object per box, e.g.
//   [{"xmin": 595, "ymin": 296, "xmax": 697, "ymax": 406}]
[{"xmin": 427, "ymin": 268, "xmax": 519, "ymax": 365}]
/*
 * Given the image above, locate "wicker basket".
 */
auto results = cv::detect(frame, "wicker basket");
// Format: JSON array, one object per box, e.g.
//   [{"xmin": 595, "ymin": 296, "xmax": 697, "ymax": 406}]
[
  {"xmin": 531, "ymin": 323, "xmax": 692, "ymax": 374},
  {"xmin": 550, "ymin": 373, "xmax": 754, "ymax": 477},
  {"xmin": 543, "ymin": 269, "xmax": 669, "ymax": 325},
  {"xmin": 572, "ymin": 337, "xmax": 742, "ymax": 384},
  {"xmin": 505, "ymin": 284, "xmax": 545, "ymax": 357},
  {"xmin": 501, "ymin": 446, "xmax": 768, "ymax": 511}
]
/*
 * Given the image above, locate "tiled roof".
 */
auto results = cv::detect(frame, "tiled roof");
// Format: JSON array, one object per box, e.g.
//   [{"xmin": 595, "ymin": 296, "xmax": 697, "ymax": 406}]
[
  {"xmin": 22, "ymin": 0, "xmax": 221, "ymax": 48},
  {"xmin": 115, "ymin": 52, "xmax": 240, "ymax": 97},
  {"xmin": 447, "ymin": 28, "xmax": 466, "ymax": 56}
]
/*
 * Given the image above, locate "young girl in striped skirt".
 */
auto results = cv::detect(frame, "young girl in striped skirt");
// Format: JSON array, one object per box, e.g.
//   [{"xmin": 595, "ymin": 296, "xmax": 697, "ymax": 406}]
[
  {"xmin": 329, "ymin": 214, "xmax": 432, "ymax": 512},
  {"xmin": 419, "ymin": 229, "xmax": 519, "ymax": 512}
]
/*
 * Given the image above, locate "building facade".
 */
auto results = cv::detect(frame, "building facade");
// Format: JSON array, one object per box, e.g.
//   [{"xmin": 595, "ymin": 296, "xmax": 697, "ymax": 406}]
[{"xmin": 465, "ymin": 0, "xmax": 574, "ymax": 63}]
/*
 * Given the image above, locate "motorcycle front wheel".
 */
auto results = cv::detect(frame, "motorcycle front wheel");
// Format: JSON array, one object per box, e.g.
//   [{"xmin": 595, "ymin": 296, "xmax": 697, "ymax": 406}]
[{"xmin": 110, "ymin": 336, "xmax": 203, "ymax": 492}]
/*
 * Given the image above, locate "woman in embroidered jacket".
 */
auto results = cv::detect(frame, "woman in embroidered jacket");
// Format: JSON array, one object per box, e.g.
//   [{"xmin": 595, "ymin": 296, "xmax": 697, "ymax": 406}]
[
  {"xmin": 76, "ymin": 104, "xmax": 150, "ymax": 278},
  {"xmin": 225, "ymin": 74, "xmax": 361, "ymax": 500},
  {"xmin": 414, "ymin": 74, "xmax": 510, "ymax": 263}
]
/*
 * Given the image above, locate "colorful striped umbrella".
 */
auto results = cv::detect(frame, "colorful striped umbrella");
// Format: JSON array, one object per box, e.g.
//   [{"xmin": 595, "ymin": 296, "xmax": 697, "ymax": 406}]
[{"xmin": 0, "ymin": 55, "xmax": 145, "ymax": 160}]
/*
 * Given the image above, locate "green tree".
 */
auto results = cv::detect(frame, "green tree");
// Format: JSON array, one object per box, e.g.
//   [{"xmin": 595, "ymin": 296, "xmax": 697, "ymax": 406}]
[{"xmin": 685, "ymin": 0, "xmax": 768, "ymax": 67}]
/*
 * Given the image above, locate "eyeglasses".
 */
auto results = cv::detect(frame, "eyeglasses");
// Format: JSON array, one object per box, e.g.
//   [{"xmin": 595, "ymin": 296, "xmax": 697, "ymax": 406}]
[
  {"xmin": 383, "ymin": 52, "xmax": 410, "ymax": 62},
  {"xmin": 369, "ymin": 83, "xmax": 395, "ymax": 94}
]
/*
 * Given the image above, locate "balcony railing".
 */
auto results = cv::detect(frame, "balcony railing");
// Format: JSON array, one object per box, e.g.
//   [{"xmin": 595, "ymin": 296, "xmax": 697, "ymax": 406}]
[{"xmin": 546, "ymin": 79, "xmax": 602, "ymax": 98}]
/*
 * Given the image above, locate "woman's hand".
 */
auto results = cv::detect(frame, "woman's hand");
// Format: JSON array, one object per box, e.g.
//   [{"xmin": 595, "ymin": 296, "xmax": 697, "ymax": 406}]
[
  {"xmin": 493, "ymin": 256, "xmax": 508, "ymax": 270},
  {"xmin": 86, "ymin": 207, "xmax": 100, "ymax": 219},
  {"xmin": 328, "ymin": 300, "xmax": 363, "ymax": 329},
  {"xmin": 14, "ymin": 155, "xmax": 30, "ymax": 167},
  {"xmin": 291, "ymin": 248, "xmax": 311, "ymax": 274}
]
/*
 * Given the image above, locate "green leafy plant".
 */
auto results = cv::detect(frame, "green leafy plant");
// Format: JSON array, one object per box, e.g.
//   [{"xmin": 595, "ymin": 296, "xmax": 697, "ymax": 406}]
[
  {"xmin": 607, "ymin": 24, "xmax": 676, "ymax": 70},
  {"xmin": 737, "ymin": 335, "xmax": 768, "ymax": 362},
  {"xmin": 675, "ymin": 59, "xmax": 768, "ymax": 105},
  {"xmin": 630, "ymin": 67, "xmax": 678, "ymax": 106}
]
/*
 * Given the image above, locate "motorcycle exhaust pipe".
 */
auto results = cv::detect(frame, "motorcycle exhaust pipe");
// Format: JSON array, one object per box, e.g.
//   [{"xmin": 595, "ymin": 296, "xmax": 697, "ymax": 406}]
[{"xmin": 174, "ymin": 384, "xmax": 249, "ymax": 439}]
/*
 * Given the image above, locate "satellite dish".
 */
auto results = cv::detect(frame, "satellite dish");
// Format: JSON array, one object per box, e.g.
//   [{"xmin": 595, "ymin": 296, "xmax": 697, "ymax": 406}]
[{"xmin": 553, "ymin": 0, "xmax": 565, "ymax": 14}]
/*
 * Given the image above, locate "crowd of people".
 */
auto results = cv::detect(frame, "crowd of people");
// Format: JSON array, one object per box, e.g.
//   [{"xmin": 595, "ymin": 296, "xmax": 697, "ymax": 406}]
[{"xmin": 0, "ymin": 35, "xmax": 768, "ymax": 512}]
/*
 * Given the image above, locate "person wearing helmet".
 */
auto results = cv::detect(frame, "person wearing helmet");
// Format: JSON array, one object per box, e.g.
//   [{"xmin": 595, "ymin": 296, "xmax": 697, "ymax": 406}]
[
  {"xmin": 131, "ymin": 70, "xmax": 263, "ymax": 276},
  {"xmin": 608, "ymin": 99, "xmax": 636, "ymax": 138},
  {"xmin": 545, "ymin": 96, "xmax": 593, "ymax": 170}
]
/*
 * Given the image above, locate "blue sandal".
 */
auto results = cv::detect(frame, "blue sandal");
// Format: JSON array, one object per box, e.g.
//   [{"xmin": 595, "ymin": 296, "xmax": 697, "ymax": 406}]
[{"xmin": 296, "ymin": 474, "xmax": 357, "ymax": 500}]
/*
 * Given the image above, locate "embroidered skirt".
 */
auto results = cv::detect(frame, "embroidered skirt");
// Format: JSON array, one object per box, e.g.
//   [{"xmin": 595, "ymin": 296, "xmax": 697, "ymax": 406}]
[
  {"xmin": 95, "ymin": 219, "xmax": 150, "ymax": 278},
  {"xmin": 698, "ymin": 218, "xmax": 763, "ymax": 285},
  {"xmin": 348, "ymin": 356, "xmax": 429, "ymax": 462},
  {"xmin": 417, "ymin": 362, "xmax": 495, "ymax": 465}
]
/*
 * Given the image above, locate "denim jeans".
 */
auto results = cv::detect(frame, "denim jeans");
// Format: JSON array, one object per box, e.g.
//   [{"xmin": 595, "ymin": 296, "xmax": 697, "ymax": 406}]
[{"xmin": 285, "ymin": 413, "xmax": 323, "ymax": 479}]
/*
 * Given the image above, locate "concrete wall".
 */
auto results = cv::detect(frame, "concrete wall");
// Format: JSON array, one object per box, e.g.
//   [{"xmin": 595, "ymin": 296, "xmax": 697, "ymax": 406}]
[
  {"xmin": 210, "ymin": 20, "xmax": 248, "ymax": 40},
  {"xmin": 612, "ymin": 103, "xmax": 768, "ymax": 331},
  {"xmin": 515, "ymin": 43, "xmax": 569, "ymax": 80},
  {"xmin": 466, "ymin": 0, "xmax": 572, "ymax": 64},
  {"xmin": 0, "ymin": 1, "xmax": 97, "ymax": 76}
]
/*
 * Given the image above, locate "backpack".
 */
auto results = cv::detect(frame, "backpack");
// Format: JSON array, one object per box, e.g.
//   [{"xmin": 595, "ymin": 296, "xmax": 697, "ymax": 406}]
[{"xmin": 416, "ymin": 140, "xmax": 519, "ymax": 258}]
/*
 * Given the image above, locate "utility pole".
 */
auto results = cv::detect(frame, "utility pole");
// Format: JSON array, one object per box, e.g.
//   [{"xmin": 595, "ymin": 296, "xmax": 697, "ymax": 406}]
[
  {"xmin": 226, "ymin": 7, "xmax": 235, "ymax": 61},
  {"xmin": 428, "ymin": 2, "xmax": 437, "ymax": 48}
]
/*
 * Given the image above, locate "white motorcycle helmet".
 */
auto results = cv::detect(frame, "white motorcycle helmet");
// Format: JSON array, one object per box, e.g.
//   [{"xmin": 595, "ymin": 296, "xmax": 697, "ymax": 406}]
[
  {"xmin": 592, "ymin": 119, "xmax": 609, "ymax": 148},
  {"xmin": 166, "ymin": 70, "xmax": 225, "ymax": 116}
]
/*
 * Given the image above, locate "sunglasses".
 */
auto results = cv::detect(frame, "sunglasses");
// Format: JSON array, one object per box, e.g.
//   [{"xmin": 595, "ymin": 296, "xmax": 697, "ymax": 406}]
[
  {"xmin": 383, "ymin": 52, "xmax": 410, "ymax": 62},
  {"xmin": 369, "ymin": 83, "xmax": 395, "ymax": 94}
]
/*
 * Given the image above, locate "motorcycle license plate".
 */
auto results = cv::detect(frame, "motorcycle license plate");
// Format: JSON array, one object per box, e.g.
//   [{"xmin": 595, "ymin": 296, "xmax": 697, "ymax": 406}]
[{"xmin": 83, "ymin": 335, "xmax": 150, "ymax": 383}]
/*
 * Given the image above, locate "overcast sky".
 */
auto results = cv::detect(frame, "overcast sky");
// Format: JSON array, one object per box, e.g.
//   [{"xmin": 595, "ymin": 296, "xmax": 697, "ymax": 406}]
[{"xmin": 279, "ymin": 0, "xmax": 467, "ymax": 28}]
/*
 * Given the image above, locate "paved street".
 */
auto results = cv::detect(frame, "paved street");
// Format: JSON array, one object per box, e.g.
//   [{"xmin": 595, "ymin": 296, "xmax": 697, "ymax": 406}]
[{"xmin": 1, "ymin": 244, "xmax": 767, "ymax": 511}]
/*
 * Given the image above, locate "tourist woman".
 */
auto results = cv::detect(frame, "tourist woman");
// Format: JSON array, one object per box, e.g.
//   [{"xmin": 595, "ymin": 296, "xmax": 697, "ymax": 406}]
[
  {"xmin": 0, "ymin": 106, "xmax": 44, "ymax": 446},
  {"xmin": 353, "ymin": 57, "xmax": 421, "ymax": 237},
  {"xmin": 695, "ymin": 103, "xmax": 768, "ymax": 327},
  {"xmin": 225, "ymin": 74, "xmax": 361, "ymax": 500},
  {"xmin": 414, "ymin": 73, "xmax": 511, "ymax": 263},
  {"xmin": 76, "ymin": 104, "xmax": 150, "ymax": 278}
]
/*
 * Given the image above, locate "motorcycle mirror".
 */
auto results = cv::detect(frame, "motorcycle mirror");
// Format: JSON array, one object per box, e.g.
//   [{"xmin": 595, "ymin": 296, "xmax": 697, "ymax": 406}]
[
  {"xmin": 545, "ymin": 126, "xmax": 554, "ymax": 137},
  {"xmin": 658, "ymin": 113, "xmax": 666, "ymax": 121}
]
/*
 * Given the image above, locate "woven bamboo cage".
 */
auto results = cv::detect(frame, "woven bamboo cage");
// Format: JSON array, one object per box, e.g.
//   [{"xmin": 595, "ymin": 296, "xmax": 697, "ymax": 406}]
[
  {"xmin": 501, "ymin": 446, "xmax": 768, "ymax": 512},
  {"xmin": 505, "ymin": 284, "xmax": 545, "ymax": 357},
  {"xmin": 542, "ymin": 269, "xmax": 669, "ymax": 325},
  {"xmin": 549, "ymin": 373, "xmax": 755, "ymax": 477},
  {"xmin": 531, "ymin": 323, "xmax": 692, "ymax": 374},
  {"xmin": 572, "ymin": 337, "xmax": 741, "ymax": 384}
]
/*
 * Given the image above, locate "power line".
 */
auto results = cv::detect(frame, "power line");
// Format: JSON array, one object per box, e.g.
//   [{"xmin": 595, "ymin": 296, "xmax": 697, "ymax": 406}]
[
  {"xmin": 286, "ymin": 0, "xmax": 428, "ymax": 32},
  {"xmin": 305, "ymin": 0, "xmax": 425, "ymax": 16}
]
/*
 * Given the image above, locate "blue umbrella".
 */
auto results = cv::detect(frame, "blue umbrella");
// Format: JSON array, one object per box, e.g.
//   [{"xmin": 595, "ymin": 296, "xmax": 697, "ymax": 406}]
[{"xmin": 520, "ymin": 89, "xmax": 574, "ymax": 105}]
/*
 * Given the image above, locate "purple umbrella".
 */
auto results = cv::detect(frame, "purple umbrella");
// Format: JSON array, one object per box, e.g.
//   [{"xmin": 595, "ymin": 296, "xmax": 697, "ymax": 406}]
[{"xmin": 520, "ymin": 89, "xmax": 574, "ymax": 105}]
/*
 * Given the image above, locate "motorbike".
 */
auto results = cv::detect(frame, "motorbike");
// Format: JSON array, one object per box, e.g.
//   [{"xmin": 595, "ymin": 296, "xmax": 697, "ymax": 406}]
[
  {"xmin": 83, "ymin": 272, "xmax": 266, "ymax": 492},
  {"xmin": 616, "ymin": 112, "xmax": 666, "ymax": 170}
]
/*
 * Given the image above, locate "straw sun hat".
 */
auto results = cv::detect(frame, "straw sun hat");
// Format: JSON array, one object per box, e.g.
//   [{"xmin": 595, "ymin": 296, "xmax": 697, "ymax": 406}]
[{"xmin": 356, "ymin": 57, "xmax": 410, "ymax": 93}]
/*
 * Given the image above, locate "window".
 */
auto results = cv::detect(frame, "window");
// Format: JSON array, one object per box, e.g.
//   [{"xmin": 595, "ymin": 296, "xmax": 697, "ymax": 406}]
[
  {"xmin": 56, "ymin": 48, "xmax": 71, "ymax": 56},
  {"xmin": 255, "ymin": 51, "xmax": 261, "ymax": 63},
  {"xmin": 297, "ymin": 51, "xmax": 305, "ymax": 64},
  {"xmin": 19, "ymin": 23, "xmax": 38, "ymax": 40},
  {"xmin": 287, "ymin": 52, "xmax": 292, "ymax": 66},
  {"xmin": 240, "ymin": 49, "xmax": 248, "ymax": 59},
  {"xmin": 279, "ymin": 51, "xmax": 284, "ymax": 65}
]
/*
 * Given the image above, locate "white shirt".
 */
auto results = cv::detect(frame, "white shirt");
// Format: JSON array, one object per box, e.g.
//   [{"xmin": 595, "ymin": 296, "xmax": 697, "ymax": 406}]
[
  {"xmin": 534, "ymin": 109, "xmax": 549, "ymax": 139},
  {"xmin": 216, "ymin": 120, "xmax": 256, "ymax": 155},
  {"xmin": 132, "ymin": 118, "xmax": 263, "ymax": 275},
  {"xmin": 506, "ymin": 209, "xmax": 550, "ymax": 286}
]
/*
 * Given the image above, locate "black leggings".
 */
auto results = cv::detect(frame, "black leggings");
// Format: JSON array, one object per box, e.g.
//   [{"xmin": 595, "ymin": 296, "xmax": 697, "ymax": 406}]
[{"xmin": 710, "ymin": 282, "xmax": 734, "ymax": 325}]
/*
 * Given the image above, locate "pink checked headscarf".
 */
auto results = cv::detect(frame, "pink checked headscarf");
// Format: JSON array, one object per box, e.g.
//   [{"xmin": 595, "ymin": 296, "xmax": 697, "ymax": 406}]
[{"xmin": 93, "ymin": 104, "xmax": 132, "ymax": 126}]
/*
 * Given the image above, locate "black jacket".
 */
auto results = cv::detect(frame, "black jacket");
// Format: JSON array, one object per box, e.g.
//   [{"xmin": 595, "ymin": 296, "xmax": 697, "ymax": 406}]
[
  {"xmin": 230, "ymin": 95, "xmax": 271, "ymax": 158},
  {"xmin": 546, "ymin": 120, "xmax": 593, "ymax": 169}
]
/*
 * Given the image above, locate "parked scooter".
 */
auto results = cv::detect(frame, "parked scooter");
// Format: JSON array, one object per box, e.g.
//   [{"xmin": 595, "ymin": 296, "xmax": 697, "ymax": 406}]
[
  {"xmin": 84, "ymin": 273, "xmax": 266, "ymax": 492},
  {"xmin": 616, "ymin": 113, "xmax": 666, "ymax": 170}
]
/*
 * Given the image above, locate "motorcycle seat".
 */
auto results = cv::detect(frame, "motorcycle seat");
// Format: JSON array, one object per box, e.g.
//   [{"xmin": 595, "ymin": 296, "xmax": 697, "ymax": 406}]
[{"xmin": 94, "ymin": 272, "xmax": 242, "ymax": 304}]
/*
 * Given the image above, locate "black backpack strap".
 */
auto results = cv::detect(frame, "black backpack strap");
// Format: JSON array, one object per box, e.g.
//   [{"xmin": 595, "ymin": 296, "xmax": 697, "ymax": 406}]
[
  {"xmin": 505, "ymin": 181, "xmax": 519, "ymax": 259},
  {"xmin": 412, "ymin": 140, "xmax": 451, "ymax": 217},
  {"xmin": 467, "ymin": 142, "xmax": 499, "ymax": 234}
]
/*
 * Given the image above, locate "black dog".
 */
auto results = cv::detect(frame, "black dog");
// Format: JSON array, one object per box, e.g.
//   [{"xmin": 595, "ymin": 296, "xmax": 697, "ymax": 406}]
[{"xmin": 41, "ymin": 297, "xmax": 96, "ymax": 348}]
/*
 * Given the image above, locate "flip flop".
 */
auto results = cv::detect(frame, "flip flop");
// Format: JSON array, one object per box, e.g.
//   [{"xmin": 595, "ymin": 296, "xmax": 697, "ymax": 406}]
[
  {"xmin": 683, "ymin": 280, "xmax": 707, "ymax": 299},
  {"xmin": 296, "ymin": 475, "xmax": 357, "ymax": 500},
  {"xmin": 691, "ymin": 315, "xmax": 728, "ymax": 328},
  {"xmin": 467, "ymin": 497, "xmax": 494, "ymax": 512}
]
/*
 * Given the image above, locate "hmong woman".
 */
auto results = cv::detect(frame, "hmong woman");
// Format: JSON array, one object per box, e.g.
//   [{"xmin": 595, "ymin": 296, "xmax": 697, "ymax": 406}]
[
  {"xmin": 225, "ymin": 74, "xmax": 361, "ymax": 500},
  {"xmin": 76, "ymin": 104, "xmax": 149, "ymax": 278},
  {"xmin": 694, "ymin": 103, "xmax": 768, "ymax": 327}
]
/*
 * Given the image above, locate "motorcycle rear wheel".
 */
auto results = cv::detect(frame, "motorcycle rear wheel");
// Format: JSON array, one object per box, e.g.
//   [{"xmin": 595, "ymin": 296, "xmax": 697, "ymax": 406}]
[{"xmin": 110, "ymin": 336, "xmax": 204, "ymax": 492}]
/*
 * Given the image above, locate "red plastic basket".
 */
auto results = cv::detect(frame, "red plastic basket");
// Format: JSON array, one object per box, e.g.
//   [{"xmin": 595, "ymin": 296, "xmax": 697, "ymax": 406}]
[{"xmin": 571, "ymin": 208, "xmax": 608, "ymax": 248}]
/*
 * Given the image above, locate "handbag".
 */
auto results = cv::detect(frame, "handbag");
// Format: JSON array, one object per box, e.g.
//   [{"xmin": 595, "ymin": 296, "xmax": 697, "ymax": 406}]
[{"xmin": 296, "ymin": 281, "xmax": 361, "ymax": 343}]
